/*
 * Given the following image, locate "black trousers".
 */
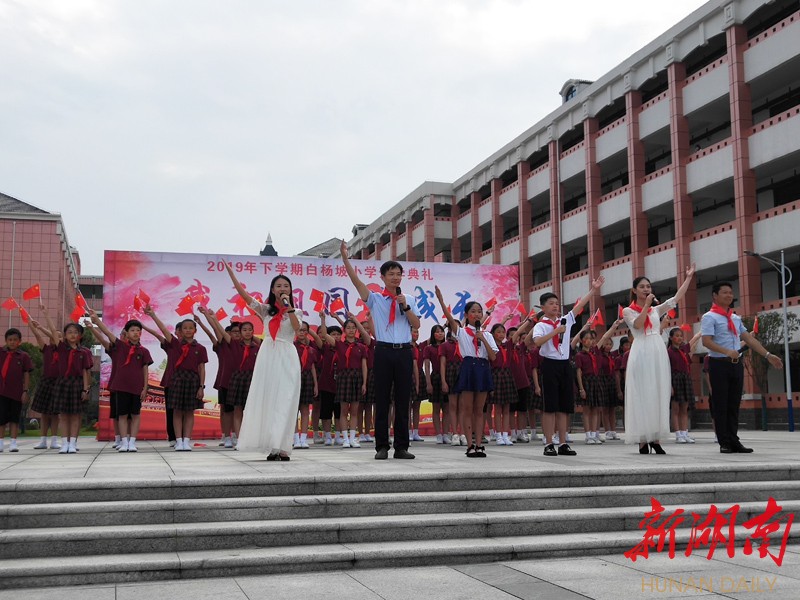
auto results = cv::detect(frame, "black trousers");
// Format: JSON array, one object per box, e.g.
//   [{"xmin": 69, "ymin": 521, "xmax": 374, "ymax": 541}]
[
  {"xmin": 707, "ymin": 359, "xmax": 744, "ymax": 447},
  {"xmin": 164, "ymin": 388, "xmax": 176, "ymax": 442},
  {"xmin": 374, "ymin": 345, "xmax": 413, "ymax": 451}
]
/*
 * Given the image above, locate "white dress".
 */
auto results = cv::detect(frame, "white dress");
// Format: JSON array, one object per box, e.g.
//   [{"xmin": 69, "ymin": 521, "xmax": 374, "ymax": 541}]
[
  {"xmin": 622, "ymin": 297, "xmax": 676, "ymax": 445},
  {"xmin": 237, "ymin": 301, "xmax": 300, "ymax": 456}
]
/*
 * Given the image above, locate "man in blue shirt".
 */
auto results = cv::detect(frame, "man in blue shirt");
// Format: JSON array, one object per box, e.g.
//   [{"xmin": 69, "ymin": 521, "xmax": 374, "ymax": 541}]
[
  {"xmin": 701, "ymin": 281, "xmax": 783, "ymax": 453},
  {"xmin": 341, "ymin": 241, "xmax": 421, "ymax": 460}
]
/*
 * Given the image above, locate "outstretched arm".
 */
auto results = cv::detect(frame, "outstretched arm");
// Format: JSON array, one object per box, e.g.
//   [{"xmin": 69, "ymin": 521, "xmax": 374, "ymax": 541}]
[
  {"xmin": 222, "ymin": 260, "xmax": 255, "ymax": 308},
  {"xmin": 193, "ymin": 311, "xmax": 217, "ymax": 344},
  {"xmin": 571, "ymin": 276, "xmax": 605, "ymax": 318},
  {"xmin": 89, "ymin": 309, "xmax": 117, "ymax": 345},
  {"xmin": 142, "ymin": 324, "xmax": 165, "ymax": 344},
  {"xmin": 434, "ymin": 286, "xmax": 459, "ymax": 334},
  {"xmin": 596, "ymin": 319, "xmax": 622, "ymax": 347},
  {"xmin": 143, "ymin": 306, "xmax": 174, "ymax": 343},
  {"xmin": 317, "ymin": 312, "xmax": 336, "ymax": 346},
  {"xmin": 39, "ymin": 302, "xmax": 61, "ymax": 344},
  {"xmin": 340, "ymin": 240, "xmax": 370, "ymax": 302}
]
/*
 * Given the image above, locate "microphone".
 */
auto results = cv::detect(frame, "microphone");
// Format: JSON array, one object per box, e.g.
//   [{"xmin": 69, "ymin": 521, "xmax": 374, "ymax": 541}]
[
  {"xmin": 281, "ymin": 295, "xmax": 290, "ymax": 307},
  {"xmin": 560, "ymin": 318, "xmax": 567, "ymax": 326},
  {"xmin": 474, "ymin": 319, "xmax": 482, "ymax": 347}
]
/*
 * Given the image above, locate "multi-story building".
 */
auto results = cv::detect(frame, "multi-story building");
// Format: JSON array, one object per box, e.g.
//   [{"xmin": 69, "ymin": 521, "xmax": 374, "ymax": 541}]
[{"xmin": 344, "ymin": 0, "xmax": 800, "ymax": 426}]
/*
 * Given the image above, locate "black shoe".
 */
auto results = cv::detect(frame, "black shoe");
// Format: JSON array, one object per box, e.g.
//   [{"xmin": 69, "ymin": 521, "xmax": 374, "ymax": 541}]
[
  {"xmin": 719, "ymin": 445, "xmax": 734, "ymax": 454},
  {"xmin": 544, "ymin": 443, "xmax": 557, "ymax": 457},
  {"xmin": 393, "ymin": 448, "xmax": 415, "ymax": 459},
  {"xmin": 475, "ymin": 445, "xmax": 487, "ymax": 458},
  {"xmin": 279, "ymin": 455, "xmax": 290, "ymax": 461},
  {"xmin": 733, "ymin": 443, "xmax": 754, "ymax": 453},
  {"xmin": 375, "ymin": 448, "xmax": 389, "ymax": 460},
  {"xmin": 466, "ymin": 444, "xmax": 479, "ymax": 458},
  {"xmin": 266, "ymin": 453, "xmax": 279, "ymax": 461},
  {"xmin": 650, "ymin": 443, "xmax": 666, "ymax": 455},
  {"xmin": 557, "ymin": 443, "xmax": 577, "ymax": 456}
]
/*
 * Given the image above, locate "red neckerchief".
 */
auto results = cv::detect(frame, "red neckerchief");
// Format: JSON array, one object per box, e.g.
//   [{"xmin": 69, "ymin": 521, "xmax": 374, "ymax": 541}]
[
  {"xmin": 380, "ymin": 288, "xmax": 398, "ymax": 324},
  {"xmin": 1, "ymin": 351, "xmax": 12, "ymax": 381},
  {"xmin": 66, "ymin": 346, "xmax": 79, "ymax": 374},
  {"xmin": 628, "ymin": 302, "xmax": 653, "ymax": 332},
  {"xmin": 240, "ymin": 342, "xmax": 252, "ymax": 370},
  {"xmin": 452, "ymin": 341, "xmax": 462, "ymax": 361},
  {"xmin": 585, "ymin": 349, "xmax": 598, "ymax": 374},
  {"xmin": 465, "ymin": 328, "xmax": 480, "ymax": 353},
  {"xmin": 345, "ymin": 341, "xmax": 356, "ymax": 367},
  {"xmin": 123, "ymin": 342, "xmax": 139, "ymax": 366},
  {"xmin": 673, "ymin": 345, "xmax": 690, "ymax": 369},
  {"xmin": 710, "ymin": 303, "xmax": 737, "ymax": 334},
  {"xmin": 175, "ymin": 342, "xmax": 192, "ymax": 367},
  {"xmin": 540, "ymin": 319, "xmax": 561, "ymax": 350},
  {"xmin": 299, "ymin": 343, "xmax": 310, "ymax": 369},
  {"xmin": 51, "ymin": 348, "xmax": 59, "ymax": 365},
  {"xmin": 499, "ymin": 347, "xmax": 507, "ymax": 365},
  {"xmin": 268, "ymin": 306, "xmax": 289, "ymax": 341}
]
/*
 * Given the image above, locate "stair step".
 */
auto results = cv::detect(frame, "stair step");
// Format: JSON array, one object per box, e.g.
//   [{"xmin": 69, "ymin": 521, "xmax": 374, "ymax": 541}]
[{"xmin": 4, "ymin": 480, "xmax": 799, "ymax": 529}]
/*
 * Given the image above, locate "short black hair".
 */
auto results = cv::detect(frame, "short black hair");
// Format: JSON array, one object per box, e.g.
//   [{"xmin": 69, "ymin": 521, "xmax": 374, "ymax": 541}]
[
  {"xmin": 712, "ymin": 281, "xmax": 733, "ymax": 295},
  {"xmin": 4, "ymin": 328, "xmax": 21, "ymax": 340},
  {"xmin": 380, "ymin": 260, "xmax": 404, "ymax": 276},
  {"xmin": 540, "ymin": 292, "xmax": 559, "ymax": 305},
  {"xmin": 123, "ymin": 320, "xmax": 143, "ymax": 332},
  {"xmin": 327, "ymin": 325, "xmax": 342, "ymax": 335}
]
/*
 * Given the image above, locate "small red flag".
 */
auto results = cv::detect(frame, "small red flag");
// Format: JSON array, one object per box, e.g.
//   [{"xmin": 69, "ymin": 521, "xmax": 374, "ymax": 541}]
[
  {"xmin": 574, "ymin": 298, "xmax": 584, "ymax": 316},
  {"xmin": 618, "ymin": 304, "xmax": 624, "ymax": 319},
  {"xmin": 593, "ymin": 308, "xmax": 605, "ymax": 327},
  {"xmin": 527, "ymin": 310, "xmax": 539, "ymax": 322},
  {"xmin": 485, "ymin": 297, "xmax": 498, "ymax": 311},
  {"xmin": 70, "ymin": 305, "xmax": 85, "ymax": 322},
  {"xmin": 1, "ymin": 297, "xmax": 18, "ymax": 311},
  {"xmin": 680, "ymin": 323, "xmax": 692, "ymax": 333},
  {"xmin": 133, "ymin": 296, "xmax": 143, "ymax": 311},
  {"xmin": 138, "ymin": 289, "xmax": 151, "ymax": 304},
  {"xmin": 667, "ymin": 308, "xmax": 677, "ymax": 319},
  {"xmin": 515, "ymin": 302, "xmax": 526, "ymax": 316},
  {"xmin": 175, "ymin": 295, "xmax": 195, "ymax": 316},
  {"xmin": 309, "ymin": 289, "xmax": 325, "ymax": 303},
  {"xmin": 329, "ymin": 297, "xmax": 345, "ymax": 313},
  {"xmin": 19, "ymin": 307, "xmax": 30, "ymax": 324},
  {"xmin": 313, "ymin": 301, "xmax": 326, "ymax": 313},
  {"xmin": 215, "ymin": 307, "xmax": 228, "ymax": 321},
  {"xmin": 22, "ymin": 284, "xmax": 41, "ymax": 301},
  {"xmin": 76, "ymin": 294, "xmax": 87, "ymax": 309},
  {"xmin": 753, "ymin": 316, "xmax": 759, "ymax": 334}
]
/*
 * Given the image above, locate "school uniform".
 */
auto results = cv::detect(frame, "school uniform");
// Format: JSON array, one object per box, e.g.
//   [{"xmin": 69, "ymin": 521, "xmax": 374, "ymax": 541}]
[
  {"xmin": 488, "ymin": 343, "xmax": 516, "ymax": 404},
  {"xmin": 227, "ymin": 340, "xmax": 260, "ymax": 407},
  {"xmin": 361, "ymin": 338, "xmax": 376, "ymax": 404},
  {"xmin": 53, "ymin": 342, "xmax": 93, "ymax": 415},
  {"xmin": 575, "ymin": 349, "xmax": 606, "ymax": 407},
  {"xmin": 423, "ymin": 343, "xmax": 446, "ymax": 404},
  {"xmin": 160, "ymin": 338, "xmax": 178, "ymax": 441},
  {"xmin": 440, "ymin": 340, "xmax": 462, "ymax": 395},
  {"xmin": 411, "ymin": 341, "xmax": 429, "ymax": 403},
  {"xmin": 30, "ymin": 344, "xmax": 60, "ymax": 416},
  {"xmin": 668, "ymin": 344, "xmax": 695, "ymax": 408},
  {"xmin": 318, "ymin": 344, "xmax": 340, "ymax": 420},
  {"xmin": 532, "ymin": 312, "xmax": 577, "ymax": 414},
  {"xmin": 597, "ymin": 348, "xmax": 618, "ymax": 407},
  {"xmin": 334, "ymin": 340, "xmax": 366, "ymax": 404},
  {"xmin": 212, "ymin": 342, "xmax": 235, "ymax": 413},
  {"xmin": 527, "ymin": 346, "xmax": 543, "ymax": 410},
  {"xmin": 0, "ymin": 347, "xmax": 34, "ymax": 426},
  {"xmin": 508, "ymin": 341, "xmax": 532, "ymax": 412},
  {"xmin": 165, "ymin": 338, "xmax": 208, "ymax": 411},
  {"xmin": 454, "ymin": 326, "xmax": 498, "ymax": 393},
  {"xmin": 108, "ymin": 340, "xmax": 154, "ymax": 416},
  {"xmin": 295, "ymin": 340, "xmax": 318, "ymax": 405}
]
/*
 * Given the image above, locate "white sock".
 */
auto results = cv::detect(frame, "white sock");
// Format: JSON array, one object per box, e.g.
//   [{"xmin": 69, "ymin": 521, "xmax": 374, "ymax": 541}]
[
  {"xmin": 61, "ymin": 437, "xmax": 68, "ymax": 446},
  {"xmin": 294, "ymin": 432, "xmax": 300, "ymax": 444},
  {"xmin": 129, "ymin": 437, "xmax": 136, "ymax": 444},
  {"xmin": 39, "ymin": 435, "xmax": 47, "ymax": 445},
  {"xmin": 349, "ymin": 429, "xmax": 357, "ymax": 441},
  {"xmin": 300, "ymin": 433, "xmax": 307, "ymax": 442},
  {"xmin": 325, "ymin": 432, "xmax": 332, "ymax": 441},
  {"xmin": 51, "ymin": 435, "xmax": 59, "ymax": 444},
  {"xmin": 114, "ymin": 435, "xmax": 121, "ymax": 443},
  {"xmin": 335, "ymin": 431, "xmax": 342, "ymax": 442},
  {"xmin": 183, "ymin": 437, "xmax": 191, "ymax": 447}
]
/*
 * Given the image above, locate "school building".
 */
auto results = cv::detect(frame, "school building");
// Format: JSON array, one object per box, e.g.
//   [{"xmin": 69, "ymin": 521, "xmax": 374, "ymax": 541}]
[{"xmin": 342, "ymin": 0, "xmax": 800, "ymax": 426}]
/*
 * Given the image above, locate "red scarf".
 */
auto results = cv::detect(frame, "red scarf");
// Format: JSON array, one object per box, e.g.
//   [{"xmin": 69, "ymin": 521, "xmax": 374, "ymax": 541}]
[
  {"xmin": 628, "ymin": 302, "xmax": 653, "ymax": 332},
  {"xmin": 1, "ymin": 351, "xmax": 12, "ymax": 381},
  {"xmin": 51, "ymin": 349, "xmax": 59, "ymax": 365},
  {"xmin": 240, "ymin": 343, "xmax": 252, "ymax": 370},
  {"xmin": 66, "ymin": 346, "xmax": 79, "ymax": 374},
  {"xmin": 710, "ymin": 303, "xmax": 737, "ymax": 334},
  {"xmin": 299, "ymin": 344, "xmax": 310, "ymax": 369},
  {"xmin": 268, "ymin": 306, "xmax": 289, "ymax": 341},
  {"xmin": 540, "ymin": 319, "xmax": 561, "ymax": 350},
  {"xmin": 452, "ymin": 341, "xmax": 462, "ymax": 361},
  {"xmin": 675, "ymin": 346, "xmax": 690, "ymax": 369},
  {"xmin": 345, "ymin": 341, "xmax": 356, "ymax": 368},
  {"xmin": 123, "ymin": 343, "xmax": 138, "ymax": 366},
  {"xmin": 498, "ymin": 347, "xmax": 508, "ymax": 366},
  {"xmin": 585, "ymin": 349, "xmax": 598, "ymax": 374},
  {"xmin": 465, "ymin": 328, "xmax": 480, "ymax": 353},
  {"xmin": 381, "ymin": 288, "xmax": 399, "ymax": 324},
  {"xmin": 175, "ymin": 342, "xmax": 191, "ymax": 367}
]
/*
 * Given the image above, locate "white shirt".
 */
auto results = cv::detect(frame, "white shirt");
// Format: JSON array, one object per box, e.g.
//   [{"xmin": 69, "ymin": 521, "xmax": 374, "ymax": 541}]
[
  {"xmin": 532, "ymin": 311, "xmax": 576, "ymax": 360},
  {"xmin": 455, "ymin": 325, "xmax": 498, "ymax": 360}
]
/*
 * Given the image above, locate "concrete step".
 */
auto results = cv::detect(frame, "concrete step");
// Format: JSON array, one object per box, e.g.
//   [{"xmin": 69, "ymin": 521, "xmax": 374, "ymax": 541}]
[
  {"xmin": 4, "ymin": 499, "xmax": 798, "ymax": 560},
  {"xmin": 4, "ymin": 480, "xmax": 799, "ymax": 529},
  {"xmin": 3, "ymin": 463, "xmax": 798, "ymax": 505},
  {"xmin": 2, "ymin": 527, "xmax": 796, "ymax": 589}
]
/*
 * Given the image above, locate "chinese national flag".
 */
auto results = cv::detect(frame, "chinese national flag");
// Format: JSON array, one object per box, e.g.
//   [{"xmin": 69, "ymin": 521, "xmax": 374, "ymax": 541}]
[
  {"xmin": 138, "ymin": 289, "xmax": 151, "ymax": 304},
  {"xmin": 485, "ymin": 297, "xmax": 498, "ymax": 311},
  {"xmin": 574, "ymin": 298, "xmax": 584, "ymax": 316},
  {"xmin": 618, "ymin": 304, "xmax": 624, "ymax": 319},
  {"xmin": 76, "ymin": 294, "xmax": 87, "ymax": 309},
  {"xmin": 527, "ymin": 310, "xmax": 539, "ymax": 322},
  {"xmin": 593, "ymin": 308, "xmax": 605, "ymax": 327},
  {"xmin": 1, "ymin": 297, "xmax": 18, "ymax": 311},
  {"xmin": 215, "ymin": 307, "xmax": 228, "ymax": 321},
  {"xmin": 313, "ymin": 301, "xmax": 326, "ymax": 313},
  {"xmin": 753, "ymin": 316, "xmax": 759, "ymax": 334},
  {"xmin": 515, "ymin": 302, "xmax": 526, "ymax": 316},
  {"xmin": 70, "ymin": 305, "xmax": 85, "ymax": 322},
  {"xmin": 133, "ymin": 296, "xmax": 143, "ymax": 311},
  {"xmin": 309, "ymin": 289, "xmax": 325, "ymax": 303},
  {"xmin": 680, "ymin": 323, "xmax": 692, "ymax": 333},
  {"xmin": 175, "ymin": 295, "xmax": 195, "ymax": 316},
  {"xmin": 22, "ymin": 284, "xmax": 41, "ymax": 301},
  {"xmin": 329, "ymin": 297, "xmax": 345, "ymax": 313},
  {"xmin": 19, "ymin": 307, "xmax": 30, "ymax": 324},
  {"xmin": 667, "ymin": 308, "xmax": 677, "ymax": 319}
]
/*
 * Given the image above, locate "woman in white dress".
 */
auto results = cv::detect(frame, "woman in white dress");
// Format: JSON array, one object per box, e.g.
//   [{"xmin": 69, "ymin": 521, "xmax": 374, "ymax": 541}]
[
  {"xmin": 223, "ymin": 261, "xmax": 301, "ymax": 460},
  {"xmin": 622, "ymin": 264, "xmax": 695, "ymax": 455}
]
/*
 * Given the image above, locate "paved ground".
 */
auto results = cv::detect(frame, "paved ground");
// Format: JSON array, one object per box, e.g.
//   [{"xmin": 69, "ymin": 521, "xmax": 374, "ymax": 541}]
[{"xmin": 2, "ymin": 430, "xmax": 799, "ymax": 598}]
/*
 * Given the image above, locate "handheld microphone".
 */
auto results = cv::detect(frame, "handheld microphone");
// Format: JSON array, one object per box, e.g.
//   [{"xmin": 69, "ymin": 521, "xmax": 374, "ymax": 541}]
[
  {"xmin": 474, "ymin": 319, "xmax": 482, "ymax": 346},
  {"xmin": 560, "ymin": 318, "xmax": 567, "ymax": 326},
  {"xmin": 281, "ymin": 295, "xmax": 290, "ymax": 307}
]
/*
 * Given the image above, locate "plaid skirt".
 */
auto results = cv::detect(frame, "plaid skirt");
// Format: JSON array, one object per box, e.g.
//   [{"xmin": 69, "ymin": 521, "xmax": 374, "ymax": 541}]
[
  {"xmin": 428, "ymin": 373, "xmax": 448, "ymax": 404},
  {"xmin": 580, "ymin": 374, "xmax": 609, "ymax": 408},
  {"xmin": 603, "ymin": 374, "xmax": 622, "ymax": 407},
  {"xmin": 228, "ymin": 370, "xmax": 254, "ymax": 407},
  {"xmin": 530, "ymin": 389, "xmax": 543, "ymax": 410},
  {"xmin": 671, "ymin": 371, "xmax": 695, "ymax": 407},
  {"xmin": 411, "ymin": 371, "xmax": 428, "ymax": 403},
  {"xmin": 444, "ymin": 361, "xmax": 461, "ymax": 395},
  {"xmin": 53, "ymin": 376, "xmax": 85, "ymax": 415},
  {"xmin": 364, "ymin": 371, "xmax": 376, "ymax": 404},
  {"xmin": 31, "ymin": 376, "xmax": 59, "ymax": 415},
  {"xmin": 488, "ymin": 367, "xmax": 517, "ymax": 404},
  {"xmin": 335, "ymin": 369, "xmax": 363, "ymax": 404},
  {"xmin": 299, "ymin": 369, "xmax": 315, "ymax": 405},
  {"xmin": 167, "ymin": 370, "xmax": 203, "ymax": 411}
]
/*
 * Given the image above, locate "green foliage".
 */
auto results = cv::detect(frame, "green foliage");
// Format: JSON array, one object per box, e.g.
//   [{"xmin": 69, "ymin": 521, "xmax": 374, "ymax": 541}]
[
  {"xmin": 81, "ymin": 326, "xmax": 96, "ymax": 348},
  {"xmin": 19, "ymin": 342, "xmax": 43, "ymax": 400},
  {"xmin": 742, "ymin": 311, "xmax": 800, "ymax": 393}
]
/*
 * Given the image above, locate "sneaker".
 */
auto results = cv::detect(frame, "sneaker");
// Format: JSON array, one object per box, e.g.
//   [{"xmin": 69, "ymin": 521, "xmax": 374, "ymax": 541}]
[
  {"xmin": 685, "ymin": 434, "xmax": 696, "ymax": 444},
  {"xmin": 34, "ymin": 439, "xmax": 48, "ymax": 450},
  {"xmin": 128, "ymin": 441, "xmax": 138, "ymax": 453},
  {"xmin": 350, "ymin": 437, "xmax": 361, "ymax": 448},
  {"xmin": 342, "ymin": 438, "xmax": 351, "ymax": 448},
  {"xmin": 585, "ymin": 435, "xmax": 594, "ymax": 445},
  {"xmin": 412, "ymin": 432, "xmax": 424, "ymax": 442},
  {"xmin": 557, "ymin": 443, "xmax": 577, "ymax": 456},
  {"xmin": 9, "ymin": 440, "xmax": 18, "ymax": 453},
  {"xmin": 118, "ymin": 439, "xmax": 129, "ymax": 452},
  {"xmin": 218, "ymin": 438, "xmax": 226, "ymax": 447},
  {"xmin": 676, "ymin": 433, "xmax": 687, "ymax": 444},
  {"xmin": 442, "ymin": 434, "xmax": 452, "ymax": 444},
  {"xmin": 364, "ymin": 434, "xmax": 373, "ymax": 442},
  {"xmin": 553, "ymin": 434, "xmax": 560, "ymax": 445},
  {"xmin": 544, "ymin": 443, "xmax": 557, "ymax": 457},
  {"xmin": 516, "ymin": 432, "xmax": 530, "ymax": 443},
  {"xmin": 324, "ymin": 437, "xmax": 333, "ymax": 446},
  {"xmin": 224, "ymin": 437, "xmax": 233, "ymax": 448},
  {"xmin": 451, "ymin": 435, "xmax": 461, "ymax": 446},
  {"xmin": 112, "ymin": 440, "xmax": 120, "ymax": 449},
  {"xmin": 293, "ymin": 440, "xmax": 303, "ymax": 449},
  {"xmin": 595, "ymin": 433, "xmax": 604, "ymax": 444},
  {"xmin": 460, "ymin": 434, "xmax": 467, "ymax": 446},
  {"xmin": 489, "ymin": 431, "xmax": 497, "ymax": 441},
  {"xmin": 169, "ymin": 440, "xmax": 177, "ymax": 448},
  {"xmin": 183, "ymin": 439, "xmax": 192, "ymax": 451},
  {"xmin": 175, "ymin": 439, "xmax": 184, "ymax": 451},
  {"xmin": 435, "ymin": 434, "xmax": 443, "ymax": 444},
  {"xmin": 529, "ymin": 430, "xmax": 540, "ymax": 441},
  {"xmin": 496, "ymin": 437, "xmax": 506, "ymax": 446},
  {"xmin": 300, "ymin": 440, "xmax": 310, "ymax": 449},
  {"xmin": 59, "ymin": 444, "xmax": 70, "ymax": 454},
  {"xmin": 565, "ymin": 434, "xmax": 573, "ymax": 443},
  {"xmin": 50, "ymin": 438, "xmax": 61, "ymax": 450},
  {"xmin": 67, "ymin": 442, "xmax": 77, "ymax": 454},
  {"xmin": 541, "ymin": 436, "xmax": 548, "ymax": 446}
]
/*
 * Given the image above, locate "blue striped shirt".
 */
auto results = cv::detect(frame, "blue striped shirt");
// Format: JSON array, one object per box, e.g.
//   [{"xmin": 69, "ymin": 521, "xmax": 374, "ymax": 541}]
[
  {"xmin": 701, "ymin": 310, "xmax": 746, "ymax": 357},
  {"xmin": 366, "ymin": 291, "xmax": 420, "ymax": 344}
]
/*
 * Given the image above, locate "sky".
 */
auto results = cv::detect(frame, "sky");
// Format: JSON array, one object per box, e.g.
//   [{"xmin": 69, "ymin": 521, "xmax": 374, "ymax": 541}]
[{"xmin": 0, "ymin": 0, "xmax": 709, "ymax": 275}]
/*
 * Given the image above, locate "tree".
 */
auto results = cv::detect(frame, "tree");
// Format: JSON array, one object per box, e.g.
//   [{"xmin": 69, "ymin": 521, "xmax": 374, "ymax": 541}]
[
  {"xmin": 20, "ymin": 342, "xmax": 43, "ymax": 400},
  {"xmin": 742, "ymin": 312, "xmax": 800, "ymax": 393}
]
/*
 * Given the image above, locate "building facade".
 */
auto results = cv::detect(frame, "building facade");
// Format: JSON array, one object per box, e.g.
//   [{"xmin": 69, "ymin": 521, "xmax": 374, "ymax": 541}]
[{"xmin": 344, "ymin": 0, "xmax": 800, "ymax": 424}]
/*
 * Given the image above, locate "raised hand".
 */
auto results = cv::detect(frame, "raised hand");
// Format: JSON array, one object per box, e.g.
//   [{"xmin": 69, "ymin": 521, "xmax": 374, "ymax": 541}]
[
  {"xmin": 685, "ymin": 263, "xmax": 696, "ymax": 279},
  {"xmin": 591, "ymin": 275, "xmax": 605, "ymax": 290},
  {"xmin": 340, "ymin": 240, "xmax": 349, "ymax": 260}
]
